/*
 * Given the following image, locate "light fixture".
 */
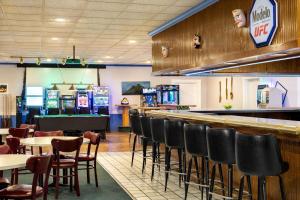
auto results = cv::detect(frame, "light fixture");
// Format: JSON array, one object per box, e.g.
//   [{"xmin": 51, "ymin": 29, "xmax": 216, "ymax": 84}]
[
  {"xmin": 104, "ymin": 56, "xmax": 113, "ymax": 59},
  {"xmin": 19, "ymin": 57, "xmax": 24, "ymax": 64},
  {"xmin": 46, "ymin": 58, "xmax": 52, "ymax": 62},
  {"xmin": 81, "ymin": 58, "xmax": 86, "ymax": 66},
  {"xmin": 51, "ymin": 84, "xmax": 59, "ymax": 90},
  {"xmin": 55, "ymin": 18, "xmax": 66, "ymax": 22},
  {"xmin": 86, "ymin": 84, "xmax": 93, "ymax": 91},
  {"xmin": 69, "ymin": 84, "xmax": 76, "ymax": 91},
  {"xmin": 51, "ymin": 37, "xmax": 59, "ymax": 41},
  {"xmin": 36, "ymin": 57, "xmax": 41, "ymax": 65},
  {"xmin": 61, "ymin": 58, "xmax": 66, "ymax": 65},
  {"xmin": 129, "ymin": 40, "xmax": 136, "ymax": 44},
  {"xmin": 145, "ymin": 60, "xmax": 151, "ymax": 64}
]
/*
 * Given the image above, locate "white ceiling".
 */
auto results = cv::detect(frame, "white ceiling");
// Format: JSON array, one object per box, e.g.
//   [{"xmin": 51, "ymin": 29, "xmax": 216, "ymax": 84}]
[{"xmin": 0, "ymin": 0, "xmax": 203, "ymax": 65}]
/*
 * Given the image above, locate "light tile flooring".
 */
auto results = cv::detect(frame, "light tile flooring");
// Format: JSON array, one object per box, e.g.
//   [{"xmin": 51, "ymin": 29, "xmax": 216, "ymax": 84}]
[{"xmin": 97, "ymin": 152, "xmax": 208, "ymax": 200}]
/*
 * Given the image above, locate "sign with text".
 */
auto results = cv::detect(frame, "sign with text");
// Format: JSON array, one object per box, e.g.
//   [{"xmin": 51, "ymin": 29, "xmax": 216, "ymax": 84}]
[{"xmin": 249, "ymin": 0, "xmax": 278, "ymax": 48}]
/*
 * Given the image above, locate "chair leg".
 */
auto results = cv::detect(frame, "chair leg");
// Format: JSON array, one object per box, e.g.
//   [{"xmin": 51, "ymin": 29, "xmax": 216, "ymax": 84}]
[
  {"xmin": 262, "ymin": 177, "xmax": 267, "ymax": 200},
  {"xmin": 194, "ymin": 156, "xmax": 201, "ymax": 189},
  {"xmin": 151, "ymin": 142, "xmax": 157, "ymax": 181},
  {"xmin": 87, "ymin": 161, "xmax": 90, "ymax": 184},
  {"xmin": 184, "ymin": 158, "xmax": 193, "ymax": 200},
  {"xmin": 131, "ymin": 134, "xmax": 137, "ymax": 167},
  {"xmin": 142, "ymin": 139, "xmax": 148, "ymax": 174},
  {"xmin": 218, "ymin": 163, "xmax": 225, "ymax": 198},
  {"xmin": 228, "ymin": 164, "xmax": 233, "ymax": 197},
  {"xmin": 70, "ymin": 168, "xmax": 73, "ymax": 192},
  {"xmin": 246, "ymin": 175, "xmax": 253, "ymax": 200},
  {"xmin": 199, "ymin": 157, "xmax": 204, "ymax": 199},
  {"xmin": 209, "ymin": 163, "xmax": 216, "ymax": 200},
  {"xmin": 205, "ymin": 158, "xmax": 210, "ymax": 200},
  {"xmin": 164, "ymin": 147, "xmax": 171, "ymax": 192},
  {"xmin": 279, "ymin": 175, "xmax": 286, "ymax": 200},
  {"xmin": 74, "ymin": 167, "xmax": 80, "ymax": 196},
  {"xmin": 178, "ymin": 148, "xmax": 183, "ymax": 187},
  {"xmin": 94, "ymin": 160, "xmax": 99, "ymax": 187},
  {"xmin": 238, "ymin": 176, "xmax": 245, "ymax": 200},
  {"xmin": 55, "ymin": 168, "xmax": 60, "ymax": 199}
]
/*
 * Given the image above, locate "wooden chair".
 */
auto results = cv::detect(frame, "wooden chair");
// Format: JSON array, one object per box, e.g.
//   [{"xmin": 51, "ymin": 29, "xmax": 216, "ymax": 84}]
[
  {"xmin": 0, "ymin": 155, "xmax": 53, "ymax": 200},
  {"xmin": 34, "ymin": 131, "xmax": 64, "ymax": 155},
  {"xmin": 0, "ymin": 145, "xmax": 10, "ymax": 190},
  {"xmin": 8, "ymin": 128, "xmax": 29, "ymax": 154},
  {"xmin": 6, "ymin": 136, "xmax": 30, "ymax": 184},
  {"xmin": 51, "ymin": 137, "xmax": 83, "ymax": 198},
  {"xmin": 78, "ymin": 131, "xmax": 101, "ymax": 187}
]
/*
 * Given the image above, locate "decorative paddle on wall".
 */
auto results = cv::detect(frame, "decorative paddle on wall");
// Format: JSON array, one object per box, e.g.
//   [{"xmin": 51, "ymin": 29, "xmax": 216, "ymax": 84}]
[
  {"xmin": 230, "ymin": 76, "xmax": 234, "ymax": 100},
  {"xmin": 219, "ymin": 81, "xmax": 222, "ymax": 103}
]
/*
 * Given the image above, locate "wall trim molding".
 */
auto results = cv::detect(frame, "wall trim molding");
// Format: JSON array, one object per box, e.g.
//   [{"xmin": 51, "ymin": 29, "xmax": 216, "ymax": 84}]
[{"xmin": 148, "ymin": 0, "xmax": 219, "ymax": 37}]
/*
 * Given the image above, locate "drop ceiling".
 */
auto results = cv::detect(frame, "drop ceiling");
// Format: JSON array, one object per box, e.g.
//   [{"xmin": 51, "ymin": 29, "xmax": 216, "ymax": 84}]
[{"xmin": 0, "ymin": 0, "xmax": 203, "ymax": 65}]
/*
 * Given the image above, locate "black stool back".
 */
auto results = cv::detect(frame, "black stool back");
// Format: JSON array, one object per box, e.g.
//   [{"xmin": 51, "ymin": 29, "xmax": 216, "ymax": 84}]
[
  {"xmin": 236, "ymin": 133, "xmax": 286, "ymax": 176},
  {"xmin": 140, "ymin": 116, "xmax": 152, "ymax": 139},
  {"xmin": 206, "ymin": 128, "xmax": 236, "ymax": 164},
  {"xmin": 184, "ymin": 123, "xmax": 208, "ymax": 157},
  {"xmin": 164, "ymin": 119, "xmax": 185, "ymax": 148},
  {"xmin": 129, "ymin": 114, "xmax": 142, "ymax": 136},
  {"xmin": 236, "ymin": 133, "xmax": 288, "ymax": 200},
  {"xmin": 150, "ymin": 118, "xmax": 165, "ymax": 143}
]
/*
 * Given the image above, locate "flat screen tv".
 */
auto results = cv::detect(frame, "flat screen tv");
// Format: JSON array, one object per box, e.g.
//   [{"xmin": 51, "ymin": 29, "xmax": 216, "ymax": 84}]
[
  {"xmin": 26, "ymin": 97, "xmax": 44, "ymax": 107},
  {"xmin": 26, "ymin": 86, "xmax": 43, "ymax": 96}
]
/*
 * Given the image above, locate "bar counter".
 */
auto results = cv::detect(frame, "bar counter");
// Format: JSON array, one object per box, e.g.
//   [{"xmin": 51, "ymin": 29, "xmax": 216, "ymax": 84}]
[{"xmin": 147, "ymin": 109, "xmax": 300, "ymax": 200}]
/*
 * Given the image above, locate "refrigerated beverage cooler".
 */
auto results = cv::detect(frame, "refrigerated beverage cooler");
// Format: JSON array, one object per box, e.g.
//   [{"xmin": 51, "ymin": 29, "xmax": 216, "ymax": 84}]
[
  {"xmin": 92, "ymin": 86, "xmax": 109, "ymax": 114},
  {"xmin": 156, "ymin": 85, "xmax": 179, "ymax": 105}
]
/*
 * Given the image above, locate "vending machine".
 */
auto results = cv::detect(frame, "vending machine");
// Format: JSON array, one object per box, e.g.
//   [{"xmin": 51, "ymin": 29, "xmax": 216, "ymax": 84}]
[
  {"xmin": 61, "ymin": 95, "xmax": 76, "ymax": 114},
  {"xmin": 92, "ymin": 86, "xmax": 109, "ymax": 114},
  {"xmin": 76, "ymin": 90, "xmax": 92, "ymax": 114},
  {"xmin": 142, "ymin": 88, "xmax": 157, "ymax": 107},
  {"xmin": 156, "ymin": 85, "xmax": 179, "ymax": 105},
  {"xmin": 45, "ymin": 90, "xmax": 60, "ymax": 114}
]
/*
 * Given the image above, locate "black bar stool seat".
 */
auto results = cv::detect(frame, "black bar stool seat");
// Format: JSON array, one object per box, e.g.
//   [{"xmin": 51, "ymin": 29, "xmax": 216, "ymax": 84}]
[{"xmin": 236, "ymin": 133, "xmax": 288, "ymax": 200}]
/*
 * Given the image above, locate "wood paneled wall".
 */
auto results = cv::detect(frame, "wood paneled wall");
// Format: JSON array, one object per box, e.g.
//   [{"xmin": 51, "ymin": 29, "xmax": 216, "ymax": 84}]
[{"xmin": 152, "ymin": 0, "xmax": 300, "ymax": 74}]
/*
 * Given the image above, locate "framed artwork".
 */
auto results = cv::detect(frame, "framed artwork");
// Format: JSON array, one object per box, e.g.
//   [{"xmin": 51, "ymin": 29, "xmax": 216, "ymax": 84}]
[
  {"xmin": 0, "ymin": 84, "xmax": 8, "ymax": 94},
  {"xmin": 121, "ymin": 81, "xmax": 150, "ymax": 95}
]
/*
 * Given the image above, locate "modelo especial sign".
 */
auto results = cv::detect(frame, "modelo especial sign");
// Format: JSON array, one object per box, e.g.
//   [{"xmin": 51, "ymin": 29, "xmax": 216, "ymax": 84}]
[{"xmin": 249, "ymin": 0, "xmax": 278, "ymax": 48}]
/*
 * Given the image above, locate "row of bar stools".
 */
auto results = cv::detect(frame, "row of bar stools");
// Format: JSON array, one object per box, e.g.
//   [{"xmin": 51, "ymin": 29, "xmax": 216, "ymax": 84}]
[
  {"xmin": 236, "ymin": 133, "xmax": 288, "ymax": 200},
  {"xmin": 184, "ymin": 123, "xmax": 210, "ymax": 200},
  {"xmin": 164, "ymin": 119, "xmax": 186, "ymax": 191}
]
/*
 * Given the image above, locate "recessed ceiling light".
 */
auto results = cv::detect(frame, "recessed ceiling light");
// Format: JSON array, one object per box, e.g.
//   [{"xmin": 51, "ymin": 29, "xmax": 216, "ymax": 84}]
[
  {"xmin": 145, "ymin": 60, "xmax": 151, "ymax": 64},
  {"xmin": 46, "ymin": 58, "xmax": 52, "ymax": 62},
  {"xmin": 51, "ymin": 37, "xmax": 59, "ymax": 41},
  {"xmin": 104, "ymin": 56, "xmax": 113, "ymax": 59},
  {"xmin": 129, "ymin": 40, "xmax": 136, "ymax": 44},
  {"xmin": 96, "ymin": 60, "xmax": 103, "ymax": 63},
  {"xmin": 55, "ymin": 18, "xmax": 66, "ymax": 22}
]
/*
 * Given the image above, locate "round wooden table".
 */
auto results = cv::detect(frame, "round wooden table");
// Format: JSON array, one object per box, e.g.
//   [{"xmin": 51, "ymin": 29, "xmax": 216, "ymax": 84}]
[
  {"xmin": 0, "ymin": 128, "xmax": 9, "ymax": 145},
  {"xmin": 20, "ymin": 136, "xmax": 90, "ymax": 147},
  {"xmin": 0, "ymin": 154, "xmax": 32, "ymax": 171}
]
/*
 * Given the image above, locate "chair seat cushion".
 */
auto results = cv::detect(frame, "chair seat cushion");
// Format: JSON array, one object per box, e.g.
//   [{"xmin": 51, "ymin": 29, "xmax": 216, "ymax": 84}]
[
  {"xmin": 66, "ymin": 154, "xmax": 95, "ymax": 161},
  {"xmin": 52, "ymin": 159, "xmax": 75, "ymax": 168},
  {"xmin": 0, "ymin": 184, "xmax": 43, "ymax": 198}
]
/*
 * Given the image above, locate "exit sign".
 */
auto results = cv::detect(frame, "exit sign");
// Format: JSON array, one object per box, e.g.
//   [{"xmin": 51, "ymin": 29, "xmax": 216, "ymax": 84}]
[{"xmin": 249, "ymin": 0, "xmax": 278, "ymax": 48}]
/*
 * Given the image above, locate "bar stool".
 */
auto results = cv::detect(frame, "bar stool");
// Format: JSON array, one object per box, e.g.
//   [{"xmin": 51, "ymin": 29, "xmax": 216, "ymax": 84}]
[
  {"xmin": 206, "ymin": 128, "xmax": 252, "ymax": 200},
  {"xmin": 139, "ymin": 116, "xmax": 153, "ymax": 173},
  {"xmin": 149, "ymin": 117, "xmax": 166, "ymax": 181},
  {"xmin": 184, "ymin": 123, "xmax": 209, "ymax": 200},
  {"xmin": 164, "ymin": 119, "xmax": 186, "ymax": 191},
  {"xmin": 129, "ymin": 112, "xmax": 142, "ymax": 167},
  {"xmin": 129, "ymin": 109, "xmax": 139, "ymax": 143},
  {"xmin": 236, "ymin": 133, "xmax": 288, "ymax": 200}
]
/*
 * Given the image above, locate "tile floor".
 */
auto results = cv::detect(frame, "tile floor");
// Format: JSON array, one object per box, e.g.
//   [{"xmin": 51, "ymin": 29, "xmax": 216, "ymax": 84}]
[{"xmin": 97, "ymin": 152, "xmax": 209, "ymax": 200}]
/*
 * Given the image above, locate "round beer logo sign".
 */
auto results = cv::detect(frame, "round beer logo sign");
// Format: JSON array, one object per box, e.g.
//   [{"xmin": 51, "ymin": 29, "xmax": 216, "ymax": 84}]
[{"xmin": 249, "ymin": 0, "xmax": 278, "ymax": 48}]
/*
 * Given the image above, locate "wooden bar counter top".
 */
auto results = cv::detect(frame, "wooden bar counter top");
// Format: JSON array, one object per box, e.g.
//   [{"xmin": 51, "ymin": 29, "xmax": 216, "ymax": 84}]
[{"xmin": 147, "ymin": 110, "xmax": 300, "ymax": 200}]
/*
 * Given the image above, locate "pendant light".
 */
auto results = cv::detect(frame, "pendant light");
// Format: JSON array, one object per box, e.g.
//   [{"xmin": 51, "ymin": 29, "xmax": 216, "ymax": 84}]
[
  {"xmin": 69, "ymin": 84, "xmax": 76, "ymax": 91},
  {"xmin": 51, "ymin": 84, "xmax": 59, "ymax": 90},
  {"xmin": 86, "ymin": 84, "xmax": 93, "ymax": 91}
]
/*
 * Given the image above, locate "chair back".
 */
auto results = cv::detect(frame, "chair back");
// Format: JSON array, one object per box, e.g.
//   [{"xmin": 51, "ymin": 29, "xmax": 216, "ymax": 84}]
[
  {"xmin": 8, "ymin": 128, "xmax": 29, "ymax": 138},
  {"xmin": 236, "ymin": 133, "xmax": 285, "ymax": 176},
  {"xmin": 129, "ymin": 109, "xmax": 139, "ymax": 116},
  {"xmin": 129, "ymin": 114, "xmax": 142, "ymax": 136},
  {"xmin": 20, "ymin": 124, "xmax": 36, "ymax": 130},
  {"xmin": 34, "ymin": 130, "xmax": 64, "ymax": 137},
  {"xmin": 26, "ymin": 155, "xmax": 53, "ymax": 197},
  {"xmin": 83, "ymin": 131, "xmax": 101, "ymax": 158},
  {"xmin": 140, "ymin": 116, "xmax": 152, "ymax": 139},
  {"xmin": 0, "ymin": 145, "xmax": 10, "ymax": 154},
  {"xmin": 164, "ymin": 119, "xmax": 185, "ymax": 148},
  {"xmin": 206, "ymin": 128, "xmax": 236, "ymax": 165},
  {"xmin": 6, "ymin": 136, "xmax": 21, "ymax": 154},
  {"xmin": 51, "ymin": 137, "xmax": 83, "ymax": 163},
  {"xmin": 150, "ymin": 118, "xmax": 165, "ymax": 143},
  {"xmin": 184, "ymin": 123, "xmax": 208, "ymax": 157}
]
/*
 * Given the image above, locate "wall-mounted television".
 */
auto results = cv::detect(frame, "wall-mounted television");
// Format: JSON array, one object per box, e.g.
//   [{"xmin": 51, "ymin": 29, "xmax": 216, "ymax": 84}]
[
  {"xmin": 26, "ymin": 87, "xmax": 43, "ymax": 96},
  {"xmin": 26, "ymin": 97, "xmax": 44, "ymax": 107}
]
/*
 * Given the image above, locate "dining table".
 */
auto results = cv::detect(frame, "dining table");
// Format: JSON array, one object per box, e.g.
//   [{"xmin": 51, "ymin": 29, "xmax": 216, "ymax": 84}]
[
  {"xmin": 0, "ymin": 154, "xmax": 32, "ymax": 171},
  {"xmin": 20, "ymin": 136, "xmax": 90, "ymax": 147}
]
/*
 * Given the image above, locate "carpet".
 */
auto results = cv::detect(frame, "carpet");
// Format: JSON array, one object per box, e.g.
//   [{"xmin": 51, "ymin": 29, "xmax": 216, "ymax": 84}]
[{"xmin": 3, "ymin": 164, "xmax": 132, "ymax": 200}]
